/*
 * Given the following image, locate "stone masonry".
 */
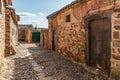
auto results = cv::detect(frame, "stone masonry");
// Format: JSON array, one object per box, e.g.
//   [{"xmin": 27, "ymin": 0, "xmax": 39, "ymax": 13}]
[
  {"xmin": 25, "ymin": 29, "xmax": 32, "ymax": 43},
  {"xmin": 0, "ymin": 0, "xmax": 18, "ymax": 71},
  {"xmin": 111, "ymin": 0, "xmax": 120, "ymax": 79},
  {"xmin": 47, "ymin": 0, "xmax": 114, "ymax": 63},
  {"xmin": 0, "ymin": 0, "xmax": 6, "ymax": 68},
  {"xmin": 5, "ymin": 8, "xmax": 11, "ymax": 56},
  {"xmin": 40, "ymin": 29, "xmax": 48, "ymax": 49},
  {"xmin": 10, "ymin": 10, "xmax": 19, "ymax": 46},
  {"xmin": 18, "ymin": 24, "xmax": 33, "ymax": 41},
  {"xmin": 5, "ymin": 6, "xmax": 19, "ymax": 56},
  {"xmin": 44, "ymin": 0, "xmax": 120, "ymax": 79}
]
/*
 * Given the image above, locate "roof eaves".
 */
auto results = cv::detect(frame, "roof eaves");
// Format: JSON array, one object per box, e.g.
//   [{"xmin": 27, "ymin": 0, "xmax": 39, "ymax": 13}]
[
  {"xmin": 6, "ymin": 6, "xmax": 18, "ymax": 26},
  {"xmin": 18, "ymin": 24, "xmax": 33, "ymax": 27},
  {"xmin": 6, "ymin": 6, "xmax": 15, "ymax": 10},
  {"xmin": 47, "ymin": 0, "xmax": 81, "ymax": 19}
]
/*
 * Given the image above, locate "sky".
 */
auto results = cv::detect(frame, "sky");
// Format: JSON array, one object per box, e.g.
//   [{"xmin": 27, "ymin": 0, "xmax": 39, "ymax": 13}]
[{"xmin": 12, "ymin": 0, "xmax": 74, "ymax": 28}]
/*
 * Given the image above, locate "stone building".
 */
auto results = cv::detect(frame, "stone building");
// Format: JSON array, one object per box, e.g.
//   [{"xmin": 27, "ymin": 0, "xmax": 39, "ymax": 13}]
[
  {"xmin": 0, "ymin": 0, "xmax": 7, "ymax": 68},
  {"xmin": 45, "ymin": 0, "xmax": 120, "ymax": 79},
  {"xmin": 0, "ymin": 0, "xmax": 18, "ymax": 69},
  {"xmin": 18, "ymin": 24, "xmax": 41, "ymax": 43},
  {"xmin": 5, "ymin": 7, "xmax": 19, "ymax": 56},
  {"xmin": 25, "ymin": 29, "xmax": 40, "ymax": 43},
  {"xmin": 18, "ymin": 24, "xmax": 33, "ymax": 41}
]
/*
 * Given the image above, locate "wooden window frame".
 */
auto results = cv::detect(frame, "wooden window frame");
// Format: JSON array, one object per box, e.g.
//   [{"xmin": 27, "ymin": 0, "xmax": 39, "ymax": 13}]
[{"xmin": 66, "ymin": 14, "xmax": 71, "ymax": 22}]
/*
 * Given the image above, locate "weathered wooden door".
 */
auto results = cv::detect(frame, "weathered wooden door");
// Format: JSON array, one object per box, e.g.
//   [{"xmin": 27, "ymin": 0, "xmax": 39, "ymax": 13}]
[{"xmin": 89, "ymin": 18, "xmax": 111, "ymax": 73}]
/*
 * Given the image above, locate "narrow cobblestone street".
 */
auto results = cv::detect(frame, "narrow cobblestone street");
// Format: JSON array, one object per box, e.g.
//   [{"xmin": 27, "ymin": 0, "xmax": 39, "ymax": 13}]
[
  {"xmin": 0, "ymin": 0, "xmax": 120, "ymax": 80},
  {"xmin": 0, "ymin": 43, "xmax": 107, "ymax": 80}
]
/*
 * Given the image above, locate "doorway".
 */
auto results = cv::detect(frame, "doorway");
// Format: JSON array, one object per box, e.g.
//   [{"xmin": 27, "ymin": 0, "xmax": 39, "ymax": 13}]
[
  {"xmin": 32, "ymin": 32, "xmax": 40, "ymax": 42},
  {"xmin": 52, "ymin": 30, "xmax": 55, "ymax": 50},
  {"xmin": 86, "ymin": 13, "xmax": 111, "ymax": 75}
]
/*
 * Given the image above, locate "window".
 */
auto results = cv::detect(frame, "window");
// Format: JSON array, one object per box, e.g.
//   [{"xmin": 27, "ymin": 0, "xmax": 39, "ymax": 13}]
[{"xmin": 66, "ymin": 15, "xmax": 71, "ymax": 22}]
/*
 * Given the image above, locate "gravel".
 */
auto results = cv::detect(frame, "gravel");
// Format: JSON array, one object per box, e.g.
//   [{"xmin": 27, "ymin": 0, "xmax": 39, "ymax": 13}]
[
  {"xmin": 0, "ymin": 44, "xmax": 37, "ymax": 80},
  {"xmin": 27, "ymin": 43, "xmax": 107, "ymax": 80},
  {"xmin": 0, "ymin": 43, "xmax": 107, "ymax": 80}
]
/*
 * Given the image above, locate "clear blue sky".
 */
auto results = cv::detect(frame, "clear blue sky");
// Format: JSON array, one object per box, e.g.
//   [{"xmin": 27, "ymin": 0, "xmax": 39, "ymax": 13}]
[{"xmin": 12, "ymin": 0, "xmax": 74, "ymax": 28}]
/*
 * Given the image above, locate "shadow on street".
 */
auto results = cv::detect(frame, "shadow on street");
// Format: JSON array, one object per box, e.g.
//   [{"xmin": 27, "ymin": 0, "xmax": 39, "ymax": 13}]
[{"xmin": 27, "ymin": 43, "xmax": 106, "ymax": 80}]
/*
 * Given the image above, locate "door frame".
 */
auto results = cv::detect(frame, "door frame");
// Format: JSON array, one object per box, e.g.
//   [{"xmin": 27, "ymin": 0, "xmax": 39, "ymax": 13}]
[{"xmin": 84, "ymin": 10, "xmax": 112, "ymax": 76}]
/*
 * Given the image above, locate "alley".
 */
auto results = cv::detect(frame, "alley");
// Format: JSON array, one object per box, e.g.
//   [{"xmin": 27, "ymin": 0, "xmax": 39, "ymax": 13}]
[
  {"xmin": 0, "ymin": 43, "xmax": 106, "ymax": 80},
  {"xmin": 0, "ymin": 0, "xmax": 120, "ymax": 80}
]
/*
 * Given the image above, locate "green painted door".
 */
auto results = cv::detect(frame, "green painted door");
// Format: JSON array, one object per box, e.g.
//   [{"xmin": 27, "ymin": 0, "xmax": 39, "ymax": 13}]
[{"xmin": 32, "ymin": 32, "xmax": 40, "ymax": 42}]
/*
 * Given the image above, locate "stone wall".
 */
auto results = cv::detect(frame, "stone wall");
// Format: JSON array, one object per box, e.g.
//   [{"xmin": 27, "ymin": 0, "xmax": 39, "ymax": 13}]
[
  {"xmin": 111, "ymin": 0, "xmax": 120, "ymax": 79},
  {"xmin": 40, "ymin": 29, "xmax": 48, "ymax": 49},
  {"xmin": 46, "ymin": 0, "xmax": 120, "ymax": 79},
  {"xmin": 47, "ymin": 0, "xmax": 114, "ymax": 63},
  {"xmin": 18, "ymin": 25, "xmax": 33, "ymax": 42},
  {"xmin": 10, "ymin": 14, "xmax": 18, "ymax": 46},
  {"xmin": 18, "ymin": 28, "xmax": 26, "ymax": 41},
  {"xmin": 5, "ymin": 7, "xmax": 18, "ymax": 56},
  {"xmin": 0, "ymin": 0, "xmax": 6, "ymax": 65},
  {"xmin": 5, "ymin": 8, "xmax": 10, "ymax": 56},
  {"xmin": 25, "ymin": 29, "xmax": 31, "ymax": 43}
]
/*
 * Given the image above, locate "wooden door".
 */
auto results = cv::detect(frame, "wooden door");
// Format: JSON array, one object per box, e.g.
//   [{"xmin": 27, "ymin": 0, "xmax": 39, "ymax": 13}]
[
  {"xmin": 32, "ymin": 32, "xmax": 40, "ymax": 42},
  {"xmin": 89, "ymin": 18, "xmax": 111, "ymax": 73}
]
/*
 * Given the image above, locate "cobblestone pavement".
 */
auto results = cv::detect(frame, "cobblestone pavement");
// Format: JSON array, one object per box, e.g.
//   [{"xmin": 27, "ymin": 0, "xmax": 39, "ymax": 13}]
[
  {"xmin": 27, "ymin": 43, "xmax": 107, "ymax": 80},
  {"xmin": 0, "ymin": 44, "xmax": 37, "ymax": 80},
  {"xmin": 0, "ymin": 43, "xmax": 107, "ymax": 80}
]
